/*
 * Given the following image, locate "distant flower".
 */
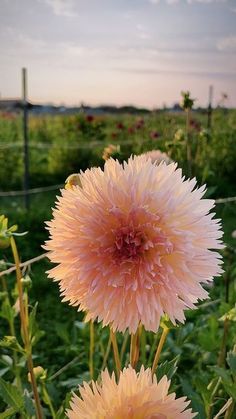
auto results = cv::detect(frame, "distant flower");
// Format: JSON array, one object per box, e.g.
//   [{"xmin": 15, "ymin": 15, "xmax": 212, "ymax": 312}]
[
  {"xmin": 150, "ymin": 130, "xmax": 160, "ymax": 140},
  {"xmin": 111, "ymin": 132, "xmax": 117, "ymax": 139},
  {"xmin": 67, "ymin": 366, "xmax": 196, "ymax": 419},
  {"xmin": 174, "ymin": 128, "xmax": 185, "ymax": 142},
  {"xmin": 232, "ymin": 230, "xmax": 236, "ymax": 239},
  {"xmin": 102, "ymin": 144, "xmax": 120, "ymax": 161},
  {"xmin": 190, "ymin": 119, "xmax": 201, "ymax": 132},
  {"xmin": 117, "ymin": 122, "xmax": 125, "ymax": 130},
  {"xmin": 45, "ymin": 156, "xmax": 223, "ymax": 333},
  {"xmin": 141, "ymin": 149, "xmax": 172, "ymax": 165},
  {"xmin": 135, "ymin": 118, "xmax": 145, "ymax": 129},
  {"xmin": 86, "ymin": 115, "xmax": 94, "ymax": 122},
  {"xmin": 128, "ymin": 126, "xmax": 135, "ymax": 134}
]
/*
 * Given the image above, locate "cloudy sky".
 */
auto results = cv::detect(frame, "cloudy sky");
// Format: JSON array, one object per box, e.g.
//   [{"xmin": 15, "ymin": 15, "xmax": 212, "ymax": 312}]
[{"xmin": 0, "ymin": 0, "xmax": 236, "ymax": 108}]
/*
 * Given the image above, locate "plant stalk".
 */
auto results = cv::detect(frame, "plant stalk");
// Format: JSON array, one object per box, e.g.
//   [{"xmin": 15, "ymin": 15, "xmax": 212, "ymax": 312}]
[
  {"xmin": 89, "ymin": 320, "xmax": 94, "ymax": 380},
  {"xmin": 130, "ymin": 328, "xmax": 140, "ymax": 369},
  {"xmin": 151, "ymin": 327, "xmax": 169, "ymax": 376},
  {"xmin": 186, "ymin": 108, "xmax": 192, "ymax": 177},
  {"xmin": 110, "ymin": 329, "xmax": 121, "ymax": 379},
  {"xmin": 10, "ymin": 236, "xmax": 43, "ymax": 419}
]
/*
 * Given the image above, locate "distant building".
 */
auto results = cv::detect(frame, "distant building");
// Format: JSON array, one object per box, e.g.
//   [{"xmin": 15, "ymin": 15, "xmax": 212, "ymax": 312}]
[{"xmin": 0, "ymin": 98, "xmax": 32, "ymax": 112}]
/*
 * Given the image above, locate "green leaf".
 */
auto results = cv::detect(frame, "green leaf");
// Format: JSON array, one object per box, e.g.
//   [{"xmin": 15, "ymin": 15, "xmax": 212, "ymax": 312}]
[
  {"xmin": 0, "ymin": 336, "xmax": 25, "ymax": 354},
  {"xmin": 29, "ymin": 302, "xmax": 38, "ymax": 342},
  {"xmin": 0, "ymin": 377, "xmax": 24, "ymax": 411},
  {"xmin": 180, "ymin": 378, "xmax": 205, "ymax": 419},
  {"xmin": 23, "ymin": 389, "xmax": 35, "ymax": 417},
  {"xmin": 55, "ymin": 406, "xmax": 66, "ymax": 419},
  {"xmin": 220, "ymin": 306, "xmax": 236, "ymax": 322},
  {"xmin": 227, "ymin": 350, "xmax": 236, "ymax": 376},
  {"xmin": 211, "ymin": 366, "xmax": 231, "ymax": 383},
  {"xmin": 156, "ymin": 355, "xmax": 180, "ymax": 381},
  {"xmin": 212, "ymin": 366, "xmax": 236, "ymax": 400},
  {"xmin": 0, "ymin": 300, "xmax": 14, "ymax": 324},
  {"xmin": 194, "ymin": 376, "xmax": 212, "ymax": 408},
  {"xmin": 0, "ymin": 407, "xmax": 18, "ymax": 418}
]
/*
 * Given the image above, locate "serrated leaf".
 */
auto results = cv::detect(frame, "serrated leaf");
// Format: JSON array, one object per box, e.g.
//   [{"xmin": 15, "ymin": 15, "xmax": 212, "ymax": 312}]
[
  {"xmin": 0, "ymin": 378, "xmax": 24, "ymax": 411},
  {"xmin": 156, "ymin": 355, "xmax": 180, "ymax": 381},
  {"xmin": 180, "ymin": 378, "xmax": 205, "ymax": 419}
]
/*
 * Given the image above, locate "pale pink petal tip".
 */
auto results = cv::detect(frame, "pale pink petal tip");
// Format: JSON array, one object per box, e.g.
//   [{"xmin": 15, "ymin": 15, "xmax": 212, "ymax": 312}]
[
  {"xmin": 45, "ymin": 155, "xmax": 223, "ymax": 333},
  {"xmin": 66, "ymin": 366, "xmax": 197, "ymax": 419}
]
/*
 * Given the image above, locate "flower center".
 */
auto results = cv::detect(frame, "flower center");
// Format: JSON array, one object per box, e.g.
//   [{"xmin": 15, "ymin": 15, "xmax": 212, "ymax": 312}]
[{"xmin": 114, "ymin": 226, "xmax": 145, "ymax": 260}]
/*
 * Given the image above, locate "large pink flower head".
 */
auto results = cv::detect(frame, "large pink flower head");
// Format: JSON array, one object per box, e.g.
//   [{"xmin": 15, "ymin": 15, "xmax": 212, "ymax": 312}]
[
  {"xmin": 45, "ymin": 156, "xmax": 223, "ymax": 333},
  {"xmin": 66, "ymin": 366, "xmax": 196, "ymax": 418}
]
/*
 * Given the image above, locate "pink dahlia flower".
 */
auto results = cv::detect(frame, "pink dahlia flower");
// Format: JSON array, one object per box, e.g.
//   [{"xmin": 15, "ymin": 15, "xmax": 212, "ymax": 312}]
[
  {"xmin": 66, "ymin": 366, "xmax": 196, "ymax": 418},
  {"xmin": 44, "ymin": 156, "xmax": 223, "ymax": 333},
  {"xmin": 141, "ymin": 150, "xmax": 172, "ymax": 165}
]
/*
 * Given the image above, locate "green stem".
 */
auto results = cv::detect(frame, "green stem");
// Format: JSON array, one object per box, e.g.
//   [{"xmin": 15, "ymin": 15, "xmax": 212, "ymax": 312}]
[
  {"xmin": 101, "ymin": 336, "xmax": 111, "ymax": 371},
  {"xmin": 186, "ymin": 108, "xmax": 192, "ymax": 177},
  {"xmin": 151, "ymin": 327, "xmax": 169, "ymax": 376},
  {"xmin": 1, "ymin": 276, "xmax": 22, "ymax": 390},
  {"xmin": 130, "ymin": 327, "xmax": 140, "ymax": 369},
  {"xmin": 207, "ymin": 377, "xmax": 221, "ymax": 419},
  {"xmin": 42, "ymin": 382, "xmax": 56, "ymax": 419},
  {"xmin": 89, "ymin": 321, "xmax": 94, "ymax": 380},
  {"xmin": 140, "ymin": 327, "xmax": 147, "ymax": 365},
  {"xmin": 110, "ymin": 329, "xmax": 121, "ymax": 379},
  {"xmin": 10, "ymin": 237, "xmax": 43, "ymax": 419},
  {"xmin": 120, "ymin": 332, "xmax": 129, "ymax": 365}
]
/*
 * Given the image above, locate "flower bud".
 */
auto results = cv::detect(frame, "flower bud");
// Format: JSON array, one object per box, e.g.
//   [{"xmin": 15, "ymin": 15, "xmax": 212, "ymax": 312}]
[
  {"xmin": 65, "ymin": 174, "xmax": 82, "ymax": 190},
  {"xmin": 28, "ymin": 366, "xmax": 46, "ymax": 383},
  {"xmin": 21, "ymin": 275, "xmax": 32, "ymax": 290}
]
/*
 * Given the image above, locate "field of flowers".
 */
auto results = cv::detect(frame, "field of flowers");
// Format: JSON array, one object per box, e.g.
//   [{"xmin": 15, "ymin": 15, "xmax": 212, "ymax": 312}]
[{"xmin": 0, "ymin": 104, "xmax": 236, "ymax": 418}]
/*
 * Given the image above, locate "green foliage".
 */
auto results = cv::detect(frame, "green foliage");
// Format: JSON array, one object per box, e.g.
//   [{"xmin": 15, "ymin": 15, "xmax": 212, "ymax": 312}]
[
  {"xmin": 0, "ymin": 109, "xmax": 236, "ymax": 417},
  {"xmin": 0, "ymin": 377, "xmax": 24, "ymax": 412}
]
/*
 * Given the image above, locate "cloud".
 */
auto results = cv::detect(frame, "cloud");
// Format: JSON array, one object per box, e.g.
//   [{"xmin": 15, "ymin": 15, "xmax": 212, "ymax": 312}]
[
  {"xmin": 115, "ymin": 66, "xmax": 236, "ymax": 79},
  {"xmin": 42, "ymin": 0, "xmax": 78, "ymax": 17},
  {"xmin": 148, "ymin": 0, "xmax": 227, "ymax": 4},
  {"xmin": 217, "ymin": 36, "xmax": 236, "ymax": 52},
  {"xmin": 187, "ymin": 0, "xmax": 227, "ymax": 3},
  {"xmin": 136, "ymin": 24, "xmax": 151, "ymax": 40}
]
